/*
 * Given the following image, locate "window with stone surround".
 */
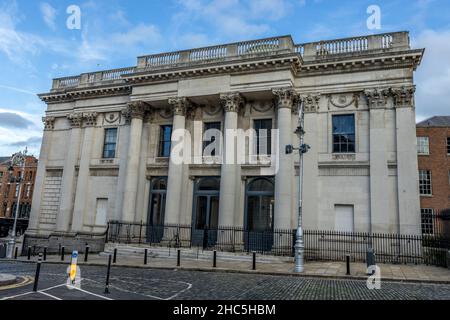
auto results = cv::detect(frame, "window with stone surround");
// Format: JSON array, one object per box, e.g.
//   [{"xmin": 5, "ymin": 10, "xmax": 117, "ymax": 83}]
[
  {"xmin": 417, "ymin": 136, "xmax": 430, "ymax": 155},
  {"xmin": 14, "ymin": 183, "xmax": 19, "ymax": 198},
  {"xmin": 421, "ymin": 208, "xmax": 434, "ymax": 235},
  {"xmin": 419, "ymin": 170, "xmax": 432, "ymax": 195},
  {"xmin": 159, "ymin": 125, "xmax": 173, "ymax": 158},
  {"xmin": 254, "ymin": 119, "xmax": 272, "ymax": 155},
  {"xmin": 332, "ymin": 114, "xmax": 355, "ymax": 153},
  {"xmin": 102, "ymin": 128, "xmax": 118, "ymax": 159}
]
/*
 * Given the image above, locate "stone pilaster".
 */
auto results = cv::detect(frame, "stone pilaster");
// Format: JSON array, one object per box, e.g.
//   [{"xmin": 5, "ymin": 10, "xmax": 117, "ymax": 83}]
[
  {"xmin": 56, "ymin": 112, "xmax": 83, "ymax": 232},
  {"xmin": 71, "ymin": 112, "xmax": 98, "ymax": 232},
  {"xmin": 391, "ymin": 86, "xmax": 421, "ymax": 234},
  {"xmin": 164, "ymin": 97, "xmax": 190, "ymax": 225},
  {"xmin": 27, "ymin": 116, "xmax": 55, "ymax": 233},
  {"xmin": 364, "ymin": 89, "xmax": 390, "ymax": 233},
  {"xmin": 121, "ymin": 101, "xmax": 148, "ymax": 222},
  {"xmin": 272, "ymin": 87, "xmax": 298, "ymax": 230},
  {"xmin": 218, "ymin": 92, "xmax": 243, "ymax": 228}
]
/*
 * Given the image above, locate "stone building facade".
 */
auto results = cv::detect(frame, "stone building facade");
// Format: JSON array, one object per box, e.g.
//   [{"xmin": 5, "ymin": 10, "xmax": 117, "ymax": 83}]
[{"xmin": 27, "ymin": 31, "xmax": 424, "ymax": 250}]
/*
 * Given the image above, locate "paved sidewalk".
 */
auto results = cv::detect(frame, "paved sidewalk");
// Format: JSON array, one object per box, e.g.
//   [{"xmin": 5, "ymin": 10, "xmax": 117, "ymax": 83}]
[{"xmin": 9, "ymin": 251, "xmax": 450, "ymax": 284}]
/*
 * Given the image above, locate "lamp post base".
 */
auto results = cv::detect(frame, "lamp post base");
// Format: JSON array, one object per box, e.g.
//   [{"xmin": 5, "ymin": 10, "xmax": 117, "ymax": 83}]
[
  {"xmin": 6, "ymin": 238, "xmax": 15, "ymax": 259},
  {"xmin": 294, "ymin": 228, "xmax": 305, "ymax": 273}
]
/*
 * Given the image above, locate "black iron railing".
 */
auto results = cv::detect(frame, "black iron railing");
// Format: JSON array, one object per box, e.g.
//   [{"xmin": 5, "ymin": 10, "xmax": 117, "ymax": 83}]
[{"xmin": 106, "ymin": 221, "xmax": 450, "ymax": 267}]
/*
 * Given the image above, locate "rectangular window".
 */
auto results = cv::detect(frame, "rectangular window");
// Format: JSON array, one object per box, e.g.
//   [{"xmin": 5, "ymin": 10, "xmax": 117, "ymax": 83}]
[
  {"xmin": 254, "ymin": 119, "xmax": 272, "ymax": 155},
  {"xmin": 447, "ymin": 137, "xmax": 450, "ymax": 155},
  {"xmin": 417, "ymin": 136, "xmax": 430, "ymax": 155},
  {"xmin": 421, "ymin": 208, "xmax": 434, "ymax": 235},
  {"xmin": 159, "ymin": 125, "xmax": 173, "ymax": 157},
  {"xmin": 203, "ymin": 122, "xmax": 221, "ymax": 156},
  {"xmin": 15, "ymin": 183, "xmax": 19, "ymax": 197},
  {"xmin": 26, "ymin": 184, "xmax": 31, "ymax": 198},
  {"xmin": 332, "ymin": 114, "xmax": 355, "ymax": 153},
  {"xmin": 102, "ymin": 128, "xmax": 118, "ymax": 159},
  {"xmin": 419, "ymin": 170, "xmax": 432, "ymax": 195}
]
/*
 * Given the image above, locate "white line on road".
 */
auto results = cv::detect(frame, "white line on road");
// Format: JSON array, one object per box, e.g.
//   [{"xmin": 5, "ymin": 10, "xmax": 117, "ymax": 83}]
[{"xmin": 38, "ymin": 291, "xmax": 62, "ymax": 300}]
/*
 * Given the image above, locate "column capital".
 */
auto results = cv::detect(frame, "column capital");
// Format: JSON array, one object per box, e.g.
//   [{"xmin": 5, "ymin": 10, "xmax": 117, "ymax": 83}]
[
  {"xmin": 82, "ymin": 112, "xmax": 98, "ymax": 127},
  {"xmin": 67, "ymin": 112, "xmax": 83, "ymax": 128},
  {"xmin": 299, "ymin": 94, "xmax": 321, "ymax": 113},
  {"xmin": 272, "ymin": 87, "xmax": 299, "ymax": 109},
  {"xmin": 42, "ymin": 116, "xmax": 56, "ymax": 131},
  {"xmin": 219, "ymin": 92, "xmax": 244, "ymax": 113},
  {"xmin": 391, "ymin": 86, "xmax": 415, "ymax": 108},
  {"xmin": 127, "ymin": 101, "xmax": 148, "ymax": 120},
  {"xmin": 168, "ymin": 97, "xmax": 191, "ymax": 116},
  {"xmin": 364, "ymin": 88, "xmax": 389, "ymax": 109}
]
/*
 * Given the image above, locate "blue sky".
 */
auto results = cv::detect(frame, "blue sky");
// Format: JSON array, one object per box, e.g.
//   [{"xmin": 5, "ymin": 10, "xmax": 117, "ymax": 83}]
[{"xmin": 0, "ymin": 0, "xmax": 449, "ymax": 156}]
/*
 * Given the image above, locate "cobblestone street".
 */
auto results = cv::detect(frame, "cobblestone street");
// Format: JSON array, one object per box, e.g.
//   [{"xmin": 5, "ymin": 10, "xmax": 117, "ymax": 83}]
[{"xmin": 1, "ymin": 261, "xmax": 450, "ymax": 300}]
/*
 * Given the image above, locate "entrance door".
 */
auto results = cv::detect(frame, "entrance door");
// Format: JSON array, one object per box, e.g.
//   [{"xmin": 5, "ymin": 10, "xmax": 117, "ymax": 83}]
[
  {"xmin": 191, "ymin": 178, "xmax": 220, "ymax": 247},
  {"xmin": 245, "ymin": 177, "xmax": 275, "ymax": 252},
  {"xmin": 146, "ymin": 178, "xmax": 167, "ymax": 243}
]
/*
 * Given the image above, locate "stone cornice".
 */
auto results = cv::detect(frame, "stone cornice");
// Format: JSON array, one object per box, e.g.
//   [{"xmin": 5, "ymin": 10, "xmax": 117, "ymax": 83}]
[
  {"xmin": 219, "ymin": 92, "xmax": 244, "ymax": 113},
  {"xmin": 39, "ymin": 85, "xmax": 131, "ymax": 104},
  {"xmin": 299, "ymin": 49, "xmax": 423, "ymax": 77},
  {"xmin": 272, "ymin": 87, "xmax": 299, "ymax": 109}
]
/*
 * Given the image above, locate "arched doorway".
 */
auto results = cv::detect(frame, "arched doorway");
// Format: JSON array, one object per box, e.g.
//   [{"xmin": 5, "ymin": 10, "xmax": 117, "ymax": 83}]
[
  {"xmin": 191, "ymin": 177, "xmax": 220, "ymax": 247},
  {"xmin": 146, "ymin": 177, "xmax": 167, "ymax": 243},
  {"xmin": 244, "ymin": 177, "xmax": 275, "ymax": 252}
]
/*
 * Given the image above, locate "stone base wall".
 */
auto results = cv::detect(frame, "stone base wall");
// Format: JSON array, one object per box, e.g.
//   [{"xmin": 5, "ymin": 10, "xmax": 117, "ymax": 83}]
[{"xmin": 23, "ymin": 231, "xmax": 106, "ymax": 255}]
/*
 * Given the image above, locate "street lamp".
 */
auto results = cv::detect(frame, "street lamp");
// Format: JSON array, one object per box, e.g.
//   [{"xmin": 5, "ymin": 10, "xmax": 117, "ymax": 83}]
[
  {"xmin": 286, "ymin": 101, "xmax": 310, "ymax": 273},
  {"xmin": 6, "ymin": 147, "xmax": 27, "ymax": 259}
]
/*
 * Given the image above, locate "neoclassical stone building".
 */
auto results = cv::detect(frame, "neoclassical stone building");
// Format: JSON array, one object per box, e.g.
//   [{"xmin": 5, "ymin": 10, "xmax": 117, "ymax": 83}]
[{"xmin": 27, "ymin": 31, "xmax": 424, "ymax": 250}]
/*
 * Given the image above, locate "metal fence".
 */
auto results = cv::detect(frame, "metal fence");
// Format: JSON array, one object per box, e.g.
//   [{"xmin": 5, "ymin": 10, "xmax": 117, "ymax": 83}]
[{"xmin": 106, "ymin": 221, "xmax": 450, "ymax": 267}]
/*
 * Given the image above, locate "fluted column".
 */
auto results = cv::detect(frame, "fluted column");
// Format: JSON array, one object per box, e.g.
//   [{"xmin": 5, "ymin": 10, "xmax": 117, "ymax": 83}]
[
  {"xmin": 164, "ymin": 97, "xmax": 189, "ymax": 225},
  {"xmin": 392, "ymin": 86, "xmax": 421, "ymax": 235},
  {"xmin": 56, "ymin": 113, "xmax": 83, "ymax": 232},
  {"xmin": 273, "ymin": 88, "xmax": 298, "ymax": 230},
  {"xmin": 218, "ymin": 92, "xmax": 243, "ymax": 227},
  {"xmin": 121, "ymin": 102, "xmax": 147, "ymax": 222},
  {"xmin": 28, "ymin": 116, "xmax": 55, "ymax": 233},
  {"xmin": 71, "ymin": 112, "xmax": 98, "ymax": 232}
]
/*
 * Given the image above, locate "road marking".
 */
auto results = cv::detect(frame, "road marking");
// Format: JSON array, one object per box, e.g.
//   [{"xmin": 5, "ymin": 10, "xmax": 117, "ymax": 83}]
[
  {"xmin": 0, "ymin": 276, "xmax": 33, "ymax": 291},
  {"xmin": 67, "ymin": 285, "xmax": 113, "ymax": 300},
  {"xmin": 38, "ymin": 291, "xmax": 62, "ymax": 300},
  {"xmin": 0, "ymin": 291, "xmax": 34, "ymax": 300}
]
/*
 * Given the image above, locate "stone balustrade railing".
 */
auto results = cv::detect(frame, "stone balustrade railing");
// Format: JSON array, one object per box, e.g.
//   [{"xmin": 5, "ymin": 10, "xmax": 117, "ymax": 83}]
[
  {"xmin": 137, "ymin": 35, "xmax": 293, "ymax": 69},
  {"xmin": 52, "ymin": 67, "xmax": 136, "ymax": 90},
  {"xmin": 51, "ymin": 32, "xmax": 410, "ymax": 90},
  {"xmin": 298, "ymin": 31, "xmax": 409, "ymax": 59}
]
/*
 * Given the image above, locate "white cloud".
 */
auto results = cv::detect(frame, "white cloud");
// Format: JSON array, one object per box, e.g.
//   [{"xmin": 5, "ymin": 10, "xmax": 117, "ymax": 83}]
[
  {"xmin": 40, "ymin": 2, "xmax": 57, "ymax": 30},
  {"xmin": 412, "ymin": 29, "xmax": 450, "ymax": 120}
]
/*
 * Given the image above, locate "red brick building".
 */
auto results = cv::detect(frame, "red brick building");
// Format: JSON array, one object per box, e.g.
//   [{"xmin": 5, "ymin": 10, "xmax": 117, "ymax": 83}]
[
  {"xmin": 0, "ymin": 155, "xmax": 38, "ymax": 237},
  {"xmin": 416, "ymin": 116, "xmax": 450, "ymax": 234}
]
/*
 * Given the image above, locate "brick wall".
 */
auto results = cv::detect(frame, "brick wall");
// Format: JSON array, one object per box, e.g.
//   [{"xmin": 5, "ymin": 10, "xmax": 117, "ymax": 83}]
[{"xmin": 416, "ymin": 126, "xmax": 450, "ymax": 212}]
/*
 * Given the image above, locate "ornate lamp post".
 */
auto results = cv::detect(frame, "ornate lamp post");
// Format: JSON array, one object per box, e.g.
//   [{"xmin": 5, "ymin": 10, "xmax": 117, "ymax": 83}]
[
  {"xmin": 286, "ymin": 100, "xmax": 310, "ymax": 273},
  {"xmin": 6, "ymin": 147, "xmax": 27, "ymax": 259}
]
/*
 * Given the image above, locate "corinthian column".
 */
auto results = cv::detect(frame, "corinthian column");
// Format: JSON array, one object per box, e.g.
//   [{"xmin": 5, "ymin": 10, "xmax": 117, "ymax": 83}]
[
  {"xmin": 218, "ymin": 92, "xmax": 243, "ymax": 228},
  {"xmin": 28, "ymin": 116, "xmax": 55, "ymax": 233},
  {"xmin": 272, "ymin": 88, "xmax": 298, "ymax": 230},
  {"xmin": 56, "ymin": 112, "xmax": 83, "ymax": 232},
  {"xmin": 121, "ymin": 102, "xmax": 147, "ymax": 222},
  {"xmin": 71, "ymin": 112, "xmax": 98, "ymax": 232},
  {"xmin": 392, "ymin": 86, "xmax": 421, "ymax": 235},
  {"xmin": 164, "ymin": 97, "xmax": 189, "ymax": 225}
]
